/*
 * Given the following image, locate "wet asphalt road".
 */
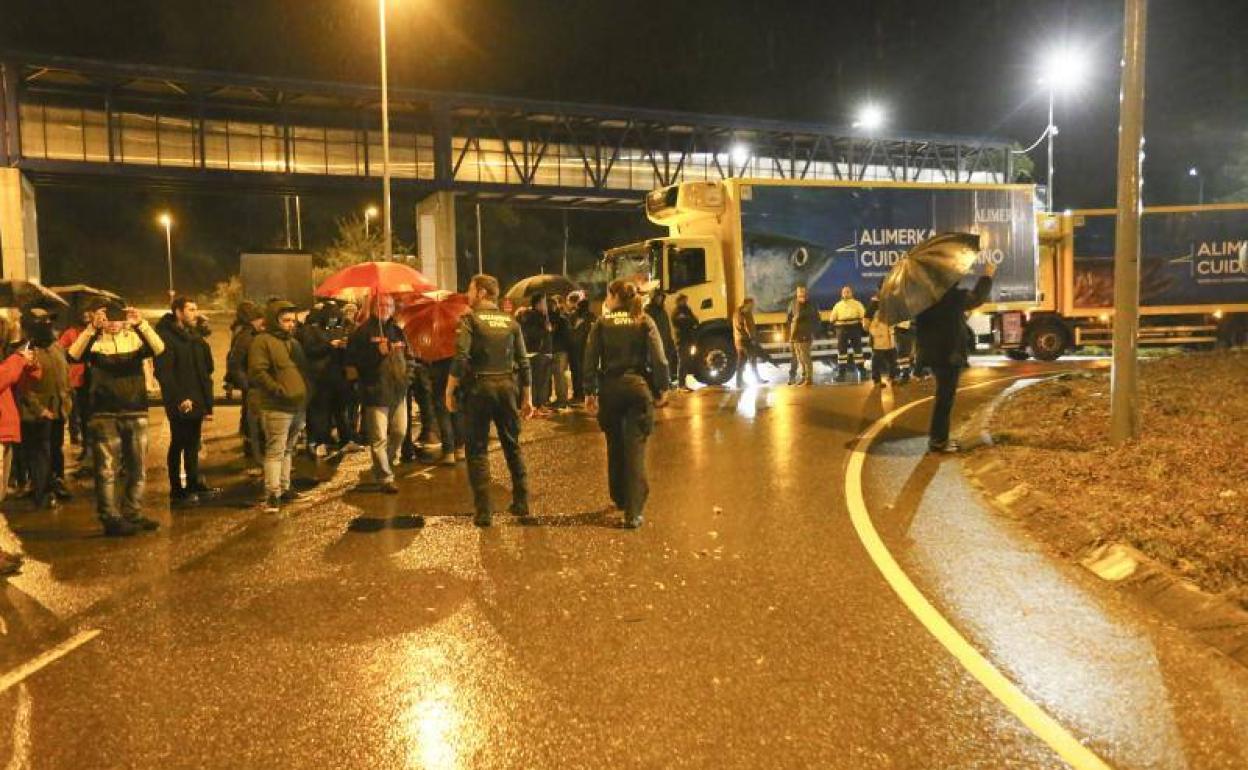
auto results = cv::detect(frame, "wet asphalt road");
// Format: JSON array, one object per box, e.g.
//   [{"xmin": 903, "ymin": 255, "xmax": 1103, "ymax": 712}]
[{"xmin": 1, "ymin": 359, "xmax": 1246, "ymax": 769}]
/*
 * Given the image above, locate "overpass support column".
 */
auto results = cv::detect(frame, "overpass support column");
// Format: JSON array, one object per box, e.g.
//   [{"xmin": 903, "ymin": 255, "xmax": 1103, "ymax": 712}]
[
  {"xmin": 0, "ymin": 169, "xmax": 39, "ymax": 281},
  {"xmin": 417, "ymin": 191, "xmax": 457, "ymax": 290}
]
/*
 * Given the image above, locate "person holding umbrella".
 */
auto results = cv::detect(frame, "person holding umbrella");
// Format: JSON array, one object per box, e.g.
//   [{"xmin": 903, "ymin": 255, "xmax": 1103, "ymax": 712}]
[
  {"xmin": 0, "ymin": 331, "xmax": 38, "ymax": 576},
  {"xmin": 16, "ymin": 308, "xmax": 69, "ymax": 511},
  {"xmin": 915, "ymin": 261, "xmax": 996, "ymax": 452},
  {"xmin": 446, "ymin": 274, "xmax": 534, "ymax": 527},
  {"xmin": 583, "ymin": 280, "xmax": 670, "ymax": 529},
  {"xmin": 346, "ymin": 293, "xmax": 411, "ymax": 494},
  {"xmin": 876, "ymin": 233, "xmax": 996, "ymax": 453}
]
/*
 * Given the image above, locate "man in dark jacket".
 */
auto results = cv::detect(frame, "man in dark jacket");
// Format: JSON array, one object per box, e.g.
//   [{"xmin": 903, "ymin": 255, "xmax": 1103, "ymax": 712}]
[
  {"xmin": 786, "ymin": 286, "xmax": 821, "ymax": 387},
  {"xmin": 644, "ymin": 289, "xmax": 677, "ymax": 385},
  {"xmin": 568, "ymin": 295, "xmax": 596, "ymax": 404},
  {"xmin": 68, "ymin": 303, "xmax": 166, "ymax": 536},
  {"xmin": 298, "ymin": 302, "xmax": 351, "ymax": 456},
  {"xmin": 346, "ymin": 294, "xmax": 410, "ymax": 493},
  {"xmin": 155, "ymin": 297, "xmax": 219, "ymax": 507},
  {"xmin": 248, "ymin": 300, "xmax": 310, "ymax": 512},
  {"xmin": 671, "ymin": 293, "xmax": 700, "ymax": 390},
  {"xmin": 517, "ymin": 294, "xmax": 553, "ymax": 412},
  {"xmin": 228, "ymin": 301, "xmax": 265, "ymax": 470},
  {"xmin": 549, "ymin": 295, "xmax": 574, "ymax": 409},
  {"xmin": 914, "ymin": 262, "xmax": 996, "ymax": 452}
]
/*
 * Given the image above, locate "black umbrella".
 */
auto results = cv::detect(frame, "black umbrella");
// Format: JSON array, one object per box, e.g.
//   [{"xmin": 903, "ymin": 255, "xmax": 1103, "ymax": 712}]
[
  {"xmin": 875, "ymin": 233, "xmax": 981, "ymax": 326},
  {"xmin": 47, "ymin": 284, "xmax": 122, "ymax": 316},
  {"xmin": 504, "ymin": 274, "xmax": 579, "ymax": 303},
  {"xmin": 0, "ymin": 279, "xmax": 68, "ymax": 310}
]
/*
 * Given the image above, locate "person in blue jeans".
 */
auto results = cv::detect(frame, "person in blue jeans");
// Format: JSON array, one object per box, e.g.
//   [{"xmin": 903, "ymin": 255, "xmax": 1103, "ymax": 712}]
[
  {"xmin": 248, "ymin": 301, "xmax": 311, "ymax": 513},
  {"xmin": 68, "ymin": 302, "xmax": 166, "ymax": 537}
]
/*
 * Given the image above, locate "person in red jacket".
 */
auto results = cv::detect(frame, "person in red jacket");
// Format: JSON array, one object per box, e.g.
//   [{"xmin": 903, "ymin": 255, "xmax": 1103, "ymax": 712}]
[{"xmin": 0, "ymin": 324, "xmax": 40, "ymax": 576}]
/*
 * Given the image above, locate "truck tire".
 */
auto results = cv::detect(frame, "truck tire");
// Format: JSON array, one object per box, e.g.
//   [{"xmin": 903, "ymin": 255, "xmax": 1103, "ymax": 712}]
[
  {"xmin": 1026, "ymin": 320, "xmax": 1068, "ymax": 361},
  {"xmin": 694, "ymin": 333, "xmax": 736, "ymax": 386},
  {"xmin": 1005, "ymin": 349, "xmax": 1030, "ymax": 361}
]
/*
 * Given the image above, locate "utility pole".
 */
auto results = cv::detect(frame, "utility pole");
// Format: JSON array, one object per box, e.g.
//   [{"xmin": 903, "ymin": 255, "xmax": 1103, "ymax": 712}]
[
  {"xmin": 378, "ymin": 0, "xmax": 393, "ymax": 260},
  {"xmin": 1110, "ymin": 0, "xmax": 1148, "ymax": 443},
  {"xmin": 475, "ymin": 202, "xmax": 484, "ymax": 274}
]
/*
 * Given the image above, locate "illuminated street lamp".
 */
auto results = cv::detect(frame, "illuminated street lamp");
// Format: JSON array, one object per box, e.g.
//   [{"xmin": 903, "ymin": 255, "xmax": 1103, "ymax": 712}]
[
  {"xmin": 1039, "ymin": 46, "xmax": 1088, "ymax": 211},
  {"xmin": 1188, "ymin": 166, "xmax": 1203, "ymax": 204},
  {"xmin": 364, "ymin": 205, "xmax": 378, "ymax": 239},
  {"xmin": 729, "ymin": 143, "xmax": 750, "ymax": 175},
  {"xmin": 852, "ymin": 103, "xmax": 885, "ymax": 132},
  {"xmin": 157, "ymin": 212, "xmax": 174, "ymax": 300},
  {"xmin": 377, "ymin": 0, "xmax": 394, "ymax": 260}
]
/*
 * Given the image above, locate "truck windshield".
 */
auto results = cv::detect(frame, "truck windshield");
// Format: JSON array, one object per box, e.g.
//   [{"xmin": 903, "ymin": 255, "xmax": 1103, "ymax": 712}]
[{"xmin": 604, "ymin": 243, "xmax": 658, "ymax": 284}]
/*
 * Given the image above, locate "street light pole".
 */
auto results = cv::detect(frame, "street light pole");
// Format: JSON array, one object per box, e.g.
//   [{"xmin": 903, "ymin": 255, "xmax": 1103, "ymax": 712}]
[
  {"xmin": 378, "ymin": 0, "xmax": 393, "ymax": 261},
  {"xmin": 1110, "ymin": 0, "xmax": 1148, "ymax": 444},
  {"xmin": 1189, "ymin": 167, "xmax": 1203, "ymax": 204},
  {"xmin": 159, "ymin": 213, "xmax": 174, "ymax": 301},
  {"xmin": 1046, "ymin": 86, "xmax": 1056, "ymax": 212}
]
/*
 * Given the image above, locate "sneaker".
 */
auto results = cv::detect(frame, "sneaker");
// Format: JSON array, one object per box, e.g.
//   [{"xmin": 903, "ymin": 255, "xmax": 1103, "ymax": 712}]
[
  {"xmin": 171, "ymin": 493, "xmax": 200, "ymax": 509},
  {"xmin": 128, "ymin": 516, "xmax": 160, "ymax": 532},
  {"xmin": 621, "ymin": 513, "xmax": 644, "ymax": 529},
  {"xmin": 341, "ymin": 441, "xmax": 365, "ymax": 454},
  {"xmin": 507, "ymin": 501, "xmax": 530, "ymax": 517},
  {"xmin": 51, "ymin": 479, "xmax": 73, "ymax": 501},
  {"xmin": 102, "ymin": 518, "xmax": 140, "ymax": 537},
  {"xmin": 928, "ymin": 440, "xmax": 961, "ymax": 454},
  {"xmin": 438, "ymin": 453, "xmax": 456, "ymax": 466},
  {"xmin": 279, "ymin": 489, "xmax": 305, "ymax": 503},
  {"xmin": 263, "ymin": 494, "xmax": 281, "ymax": 514},
  {"xmin": 380, "ymin": 481, "xmax": 400, "ymax": 495},
  {"xmin": 245, "ymin": 466, "xmax": 263, "ymax": 479},
  {"xmin": 454, "ymin": 448, "xmax": 466, "ymax": 462},
  {"xmin": 473, "ymin": 511, "xmax": 492, "ymax": 527},
  {"xmin": 190, "ymin": 485, "xmax": 222, "ymax": 500}
]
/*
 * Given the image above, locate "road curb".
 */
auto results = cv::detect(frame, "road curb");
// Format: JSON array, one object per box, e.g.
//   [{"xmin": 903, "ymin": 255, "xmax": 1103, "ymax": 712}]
[{"xmin": 959, "ymin": 374, "xmax": 1248, "ymax": 670}]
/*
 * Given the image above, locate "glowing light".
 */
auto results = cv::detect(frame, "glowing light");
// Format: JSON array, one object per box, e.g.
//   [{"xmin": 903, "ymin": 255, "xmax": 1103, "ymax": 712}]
[
  {"xmin": 1040, "ymin": 47, "xmax": 1089, "ymax": 93},
  {"xmin": 157, "ymin": 212, "xmax": 172, "ymax": 228},
  {"xmin": 853, "ymin": 103, "xmax": 886, "ymax": 131},
  {"xmin": 729, "ymin": 143, "xmax": 750, "ymax": 168},
  {"xmin": 365, "ymin": 205, "xmax": 379, "ymax": 218},
  {"xmin": 1188, "ymin": 167, "xmax": 1199, "ymax": 177},
  {"xmin": 1213, "ymin": 309, "xmax": 1224, "ymax": 320}
]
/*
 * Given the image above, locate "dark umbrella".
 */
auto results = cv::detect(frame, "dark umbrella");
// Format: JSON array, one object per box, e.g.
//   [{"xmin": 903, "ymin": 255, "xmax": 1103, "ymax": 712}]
[
  {"xmin": 47, "ymin": 284, "xmax": 122, "ymax": 318},
  {"xmin": 504, "ymin": 274, "xmax": 579, "ymax": 303},
  {"xmin": 875, "ymin": 233, "xmax": 981, "ymax": 326},
  {"xmin": 0, "ymin": 279, "xmax": 68, "ymax": 310}
]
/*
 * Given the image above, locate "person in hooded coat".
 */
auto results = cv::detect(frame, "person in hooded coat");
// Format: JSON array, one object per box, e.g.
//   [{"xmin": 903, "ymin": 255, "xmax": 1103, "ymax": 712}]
[{"xmin": 154, "ymin": 297, "xmax": 219, "ymax": 507}]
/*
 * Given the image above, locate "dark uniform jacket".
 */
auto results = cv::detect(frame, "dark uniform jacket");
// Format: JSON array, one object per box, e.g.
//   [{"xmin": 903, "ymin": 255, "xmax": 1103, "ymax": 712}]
[
  {"xmin": 915, "ymin": 276, "xmax": 993, "ymax": 369},
  {"xmin": 452, "ymin": 301, "xmax": 532, "ymax": 386},
  {"xmin": 582, "ymin": 311, "xmax": 670, "ymax": 397},
  {"xmin": 154, "ymin": 313, "xmax": 215, "ymax": 416}
]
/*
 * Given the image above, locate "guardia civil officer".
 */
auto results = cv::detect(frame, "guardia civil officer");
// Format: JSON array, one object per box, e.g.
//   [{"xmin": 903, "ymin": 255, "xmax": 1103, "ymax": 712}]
[
  {"xmin": 446, "ymin": 274, "xmax": 535, "ymax": 527},
  {"xmin": 583, "ymin": 280, "xmax": 671, "ymax": 529}
]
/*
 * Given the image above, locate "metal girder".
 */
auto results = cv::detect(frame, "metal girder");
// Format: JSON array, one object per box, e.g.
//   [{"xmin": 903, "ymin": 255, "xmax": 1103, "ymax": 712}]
[{"xmin": 3, "ymin": 51, "xmax": 1016, "ymax": 206}]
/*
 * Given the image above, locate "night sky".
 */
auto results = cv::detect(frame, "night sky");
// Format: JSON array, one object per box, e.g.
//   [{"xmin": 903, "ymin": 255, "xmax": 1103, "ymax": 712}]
[{"xmin": 3, "ymin": 0, "xmax": 1247, "ymax": 299}]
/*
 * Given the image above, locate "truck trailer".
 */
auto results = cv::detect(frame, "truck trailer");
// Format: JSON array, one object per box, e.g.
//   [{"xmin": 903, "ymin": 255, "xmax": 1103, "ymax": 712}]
[
  {"xmin": 604, "ymin": 178, "xmax": 1040, "ymax": 384},
  {"xmin": 993, "ymin": 204, "xmax": 1248, "ymax": 360}
]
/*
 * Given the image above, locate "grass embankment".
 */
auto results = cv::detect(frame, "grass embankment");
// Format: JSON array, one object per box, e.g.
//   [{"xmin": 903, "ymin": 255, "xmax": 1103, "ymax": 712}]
[{"xmin": 987, "ymin": 350, "xmax": 1248, "ymax": 608}]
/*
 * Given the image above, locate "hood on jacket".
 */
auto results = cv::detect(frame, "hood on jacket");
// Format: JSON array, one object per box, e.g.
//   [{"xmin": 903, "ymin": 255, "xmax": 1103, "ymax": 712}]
[
  {"xmin": 264, "ymin": 300, "xmax": 298, "ymax": 339},
  {"xmin": 232, "ymin": 300, "xmax": 262, "ymax": 330},
  {"xmin": 156, "ymin": 311, "xmax": 208, "ymax": 341}
]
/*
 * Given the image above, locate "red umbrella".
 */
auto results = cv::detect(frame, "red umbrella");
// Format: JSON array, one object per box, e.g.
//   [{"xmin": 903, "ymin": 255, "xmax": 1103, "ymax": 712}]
[
  {"xmin": 398, "ymin": 292, "xmax": 471, "ymax": 362},
  {"xmin": 314, "ymin": 261, "xmax": 436, "ymax": 301}
]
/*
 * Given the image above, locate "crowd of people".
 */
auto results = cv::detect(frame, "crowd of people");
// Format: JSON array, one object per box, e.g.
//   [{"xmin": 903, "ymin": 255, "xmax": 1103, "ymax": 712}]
[{"xmin": 0, "ymin": 264, "xmax": 995, "ymax": 575}]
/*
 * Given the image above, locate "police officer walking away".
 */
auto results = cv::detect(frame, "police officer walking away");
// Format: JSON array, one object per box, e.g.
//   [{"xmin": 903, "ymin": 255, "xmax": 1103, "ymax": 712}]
[
  {"xmin": 446, "ymin": 274, "xmax": 535, "ymax": 527},
  {"xmin": 583, "ymin": 280, "xmax": 670, "ymax": 529}
]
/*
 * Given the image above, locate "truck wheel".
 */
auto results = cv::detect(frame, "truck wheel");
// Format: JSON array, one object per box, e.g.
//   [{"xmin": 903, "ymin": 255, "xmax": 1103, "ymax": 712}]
[
  {"xmin": 1027, "ymin": 321, "xmax": 1068, "ymax": 361},
  {"xmin": 1005, "ymin": 349, "xmax": 1030, "ymax": 361},
  {"xmin": 695, "ymin": 334, "xmax": 736, "ymax": 386}
]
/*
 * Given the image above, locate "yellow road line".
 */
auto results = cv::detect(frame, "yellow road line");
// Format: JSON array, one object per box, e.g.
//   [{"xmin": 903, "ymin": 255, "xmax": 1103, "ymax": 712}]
[
  {"xmin": 845, "ymin": 375, "xmax": 1112, "ymax": 770},
  {"xmin": 0, "ymin": 629, "xmax": 101, "ymax": 693}
]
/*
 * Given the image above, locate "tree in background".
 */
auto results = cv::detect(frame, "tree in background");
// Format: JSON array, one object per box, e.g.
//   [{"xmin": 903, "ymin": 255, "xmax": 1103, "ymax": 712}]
[{"xmin": 314, "ymin": 214, "xmax": 411, "ymax": 285}]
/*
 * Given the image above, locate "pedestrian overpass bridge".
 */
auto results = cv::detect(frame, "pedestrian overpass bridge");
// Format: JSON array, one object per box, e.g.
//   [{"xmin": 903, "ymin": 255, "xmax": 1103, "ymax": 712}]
[{"xmin": 0, "ymin": 51, "xmax": 1018, "ymax": 286}]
